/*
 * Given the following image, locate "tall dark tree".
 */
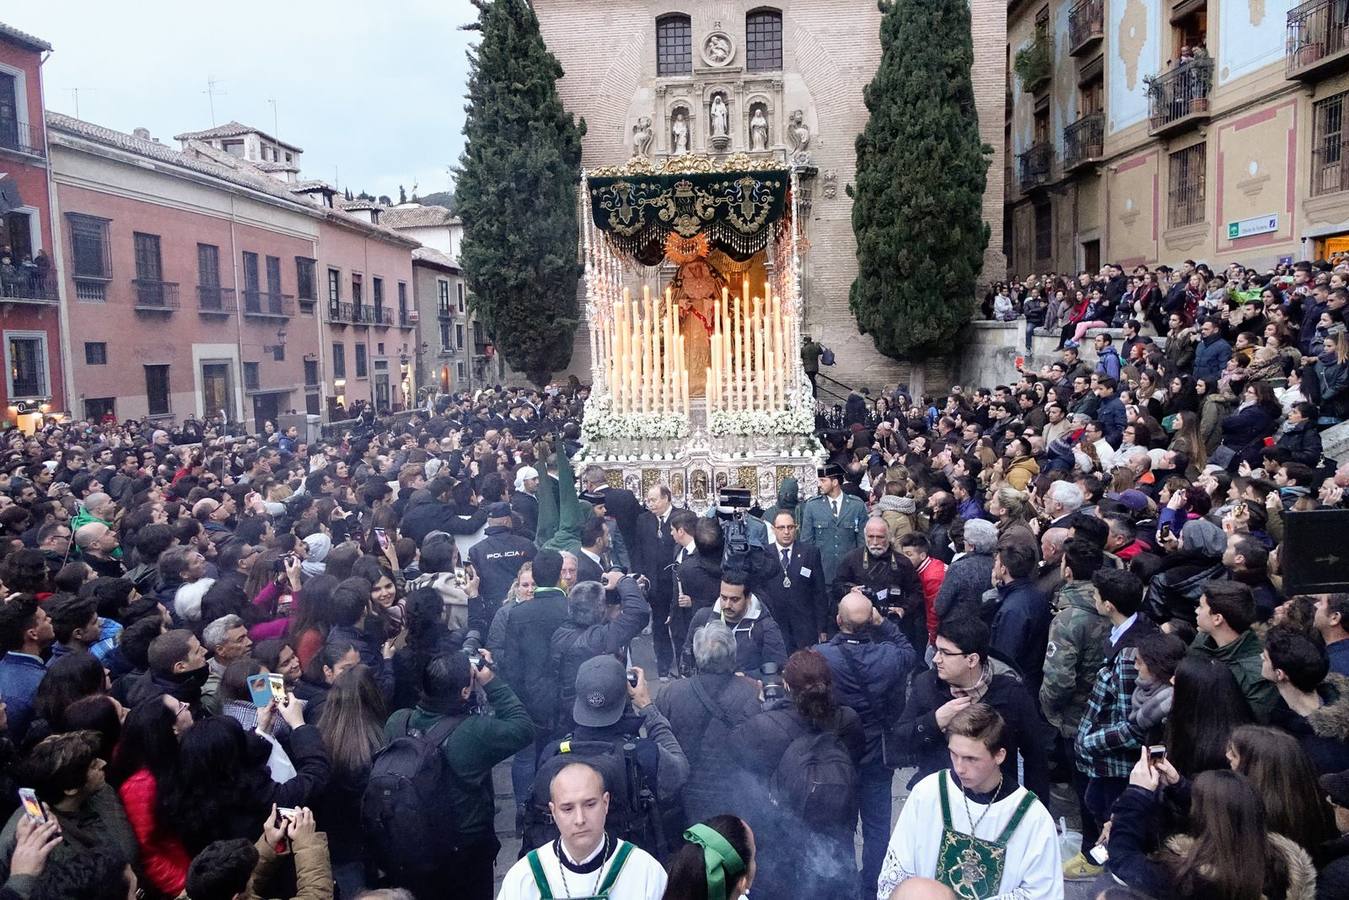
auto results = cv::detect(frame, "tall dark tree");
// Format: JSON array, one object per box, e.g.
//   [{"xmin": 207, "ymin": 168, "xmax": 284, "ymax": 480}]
[
  {"xmin": 456, "ymin": 0, "xmax": 585, "ymax": 386},
  {"xmin": 849, "ymin": 0, "xmax": 990, "ymax": 360}
]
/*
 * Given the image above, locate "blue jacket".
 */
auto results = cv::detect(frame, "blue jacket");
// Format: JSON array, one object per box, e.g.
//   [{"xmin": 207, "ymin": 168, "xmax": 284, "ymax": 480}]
[
  {"xmin": 1096, "ymin": 394, "xmax": 1128, "ymax": 447},
  {"xmin": 1192, "ymin": 334, "xmax": 1232, "ymax": 383},
  {"xmin": 0, "ymin": 652, "xmax": 47, "ymax": 742},
  {"xmin": 989, "ymin": 578, "xmax": 1052, "ymax": 696},
  {"xmin": 1095, "ymin": 346, "xmax": 1122, "ymax": 381},
  {"xmin": 814, "ymin": 621, "xmax": 917, "ymax": 766},
  {"xmin": 799, "ymin": 493, "xmax": 867, "ymax": 585}
]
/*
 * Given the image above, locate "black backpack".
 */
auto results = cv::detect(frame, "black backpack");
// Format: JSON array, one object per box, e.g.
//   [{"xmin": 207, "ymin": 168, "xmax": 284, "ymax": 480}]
[
  {"xmin": 361, "ymin": 711, "xmax": 465, "ymax": 878},
  {"xmin": 769, "ymin": 728, "xmax": 857, "ymax": 827},
  {"xmin": 522, "ymin": 736, "xmax": 661, "ymax": 856}
]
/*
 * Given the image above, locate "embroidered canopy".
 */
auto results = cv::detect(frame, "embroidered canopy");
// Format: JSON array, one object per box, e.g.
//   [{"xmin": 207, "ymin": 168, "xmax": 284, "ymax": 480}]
[{"xmin": 587, "ymin": 154, "xmax": 790, "ymax": 264}]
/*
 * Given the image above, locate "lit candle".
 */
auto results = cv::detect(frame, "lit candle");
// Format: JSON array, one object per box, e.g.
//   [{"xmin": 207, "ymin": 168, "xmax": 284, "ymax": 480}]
[
  {"xmin": 772, "ymin": 295, "xmax": 784, "ymax": 408},
  {"xmin": 615, "ymin": 298, "xmax": 626, "ymax": 412}
]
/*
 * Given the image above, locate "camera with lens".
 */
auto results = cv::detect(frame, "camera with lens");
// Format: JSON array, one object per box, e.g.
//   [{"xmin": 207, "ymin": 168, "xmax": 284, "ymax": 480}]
[
  {"xmin": 716, "ymin": 488, "xmax": 754, "ymax": 558},
  {"xmin": 760, "ymin": 661, "xmax": 787, "ymax": 710},
  {"xmin": 461, "ymin": 629, "xmax": 486, "ymax": 671}
]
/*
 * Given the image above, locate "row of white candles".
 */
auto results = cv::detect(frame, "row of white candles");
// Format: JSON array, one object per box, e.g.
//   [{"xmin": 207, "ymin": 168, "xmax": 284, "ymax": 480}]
[
  {"xmin": 707, "ymin": 277, "xmax": 793, "ymax": 413},
  {"xmin": 598, "ymin": 278, "xmax": 797, "ymax": 415},
  {"xmin": 601, "ymin": 287, "xmax": 690, "ymax": 416}
]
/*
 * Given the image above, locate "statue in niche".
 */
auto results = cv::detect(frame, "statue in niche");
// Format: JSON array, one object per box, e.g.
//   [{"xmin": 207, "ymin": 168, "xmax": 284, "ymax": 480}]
[
  {"xmin": 672, "ymin": 111, "xmax": 690, "ymax": 154},
  {"xmin": 749, "ymin": 107, "xmax": 769, "ymax": 151},
  {"xmin": 788, "ymin": 110, "xmax": 811, "ymax": 155},
  {"xmin": 710, "ymin": 95, "xmax": 729, "ymax": 138},
  {"xmin": 632, "ymin": 117, "xmax": 653, "ymax": 157}
]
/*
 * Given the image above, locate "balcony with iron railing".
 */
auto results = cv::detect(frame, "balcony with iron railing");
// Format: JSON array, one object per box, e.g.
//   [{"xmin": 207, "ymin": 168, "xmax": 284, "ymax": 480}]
[
  {"xmin": 399, "ymin": 308, "xmax": 418, "ymax": 328},
  {"xmin": 1312, "ymin": 138, "xmax": 1349, "ymax": 197},
  {"xmin": 1064, "ymin": 113, "xmax": 1104, "ymax": 170},
  {"xmin": 0, "ymin": 121, "xmax": 45, "ymax": 159},
  {"xmin": 1017, "ymin": 142, "xmax": 1054, "ymax": 190},
  {"xmin": 372, "ymin": 305, "xmax": 393, "ymax": 327},
  {"xmin": 132, "ymin": 279, "xmax": 180, "ymax": 312},
  {"xmin": 1287, "ymin": 0, "xmax": 1349, "ymax": 79},
  {"xmin": 197, "ymin": 285, "xmax": 235, "ymax": 316},
  {"xmin": 351, "ymin": 303, "xmax": 373, "ymax": 326},
  {"xmin": 1068, "ymin": 0, "xmax": 1104, "ymax": 55},
  {"xmin": 0, "ymin": 272, "xmax": 59, "ymax": 306},
  {"xmin": 242, "ymin": 289, "xmax": 294, "ymax": 319},
  {"xmin": 1147, "ymin": 57, "xmax": 1214, "ymax": 135},
  {"xmin": 326, "ymin": 299, "xmax": 350, "ymax": 324}
]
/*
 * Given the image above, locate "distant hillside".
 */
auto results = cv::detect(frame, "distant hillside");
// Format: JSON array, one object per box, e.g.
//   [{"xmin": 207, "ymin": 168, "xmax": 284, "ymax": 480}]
[{"xmin": 418, "ymin": 191, "xmax": 455, "ymax": 211}]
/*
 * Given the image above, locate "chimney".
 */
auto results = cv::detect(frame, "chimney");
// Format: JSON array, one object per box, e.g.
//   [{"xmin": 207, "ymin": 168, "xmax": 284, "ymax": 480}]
[{"xmin": 132, "ymin": 127, "xmax": 152, "ymax": 141}]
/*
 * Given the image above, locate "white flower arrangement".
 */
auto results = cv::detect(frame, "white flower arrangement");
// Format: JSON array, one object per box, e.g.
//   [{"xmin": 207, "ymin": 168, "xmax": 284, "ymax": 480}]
[
  {"xmin": 707, "ymin": 385, "xmax": 816, "ymax": 437},
  {"xmin": 581, "ymin": 395, "xmax": 691, "ymax": 442}
]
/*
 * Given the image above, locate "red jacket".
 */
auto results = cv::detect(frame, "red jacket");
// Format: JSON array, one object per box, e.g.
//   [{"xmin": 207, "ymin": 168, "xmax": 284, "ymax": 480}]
[
  {"xmin": 916, "ymin": 556, "xmax": 948, "ymax": 644},
  {"xmin": 119, "ymin": 769, "xmax": 191, "ymax": 897}
]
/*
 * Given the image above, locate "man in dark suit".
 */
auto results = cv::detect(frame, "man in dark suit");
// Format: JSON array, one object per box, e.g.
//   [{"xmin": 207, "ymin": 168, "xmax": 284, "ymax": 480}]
[
  {"xmin": 575, "ymin": 516, "xmax": 609, "ymax": 585},
  {"xmin": 635, "ymin": 485, "xmax": 680, "ymax": 678},
  {"xmin": 677, "ymin": 518, "xmax": 725, "ymax": 612},
  {"xmin": 582, "ymin": 465, "xmax": 642, "ymax": 562},
  {"xmin": 754, "ymin": 510, "xmax": 830, "ymax": 653}
]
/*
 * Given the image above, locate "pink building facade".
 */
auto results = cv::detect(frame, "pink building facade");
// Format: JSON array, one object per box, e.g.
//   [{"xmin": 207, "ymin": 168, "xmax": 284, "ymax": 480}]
[
  {"xmin": 46, "ymin": 115, "xmax": 418, "ymax": 429},
  {"xmin": 0, "ymin": 23, "xmax": 64, "ymax": 430}
]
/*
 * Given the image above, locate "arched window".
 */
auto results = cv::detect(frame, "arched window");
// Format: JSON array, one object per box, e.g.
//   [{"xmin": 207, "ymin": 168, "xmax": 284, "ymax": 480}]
[
  {"xmin": 746, "ymin": 9, "xmax": 783, "ymax": 72},
  {"xmin": 656, "ymin": 14, "xmax": 693, "ymax": 76}
]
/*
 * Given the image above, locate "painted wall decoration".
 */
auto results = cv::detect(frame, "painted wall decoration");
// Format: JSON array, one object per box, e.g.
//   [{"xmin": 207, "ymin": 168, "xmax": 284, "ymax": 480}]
[
  {"xmin": 1109, "ymin": 0, "xmax": 1161, "ymax": 133},
  {"xmin": 1218, "ymin": 0, "xmax": 1291, "ymax": 84}
]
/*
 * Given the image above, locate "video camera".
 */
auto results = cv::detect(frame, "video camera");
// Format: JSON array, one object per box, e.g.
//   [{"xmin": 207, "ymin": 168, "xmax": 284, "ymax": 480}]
[{"xmin": 716, "ymin": 488, "xmax": 754, "ymax": 558}]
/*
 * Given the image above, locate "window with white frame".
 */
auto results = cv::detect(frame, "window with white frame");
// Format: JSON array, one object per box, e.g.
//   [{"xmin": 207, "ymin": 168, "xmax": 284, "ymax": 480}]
[{"xmin": 5, "ymin": 331, "xmax": 48, "ymax": 398}]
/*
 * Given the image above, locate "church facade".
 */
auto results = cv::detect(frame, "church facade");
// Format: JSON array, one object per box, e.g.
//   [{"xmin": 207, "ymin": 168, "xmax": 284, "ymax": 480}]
[{"xmin": 534, "ymin": 0, "xmax": 1009, "ymax": 394}]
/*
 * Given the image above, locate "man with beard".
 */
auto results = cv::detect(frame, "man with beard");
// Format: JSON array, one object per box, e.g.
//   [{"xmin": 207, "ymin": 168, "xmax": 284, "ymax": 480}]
[{"xmin": 836, "ymin": 517, "xmax": 926, "ymax": 650}]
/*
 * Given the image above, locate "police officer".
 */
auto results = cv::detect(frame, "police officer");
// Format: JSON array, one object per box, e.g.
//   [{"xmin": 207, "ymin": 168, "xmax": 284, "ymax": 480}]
[
  {"xmin": 469, "ymin": 501, "xmax": 537, "ymax": 618},
  {"xmin": 799, "ymin": 463, "xmax": 867, "ymax": 601}
]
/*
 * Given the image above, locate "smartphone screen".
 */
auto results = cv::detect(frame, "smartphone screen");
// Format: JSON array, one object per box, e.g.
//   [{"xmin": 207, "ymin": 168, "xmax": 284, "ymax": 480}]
[
  {"xmin": 18, "ymin": 788, "xmax": 45, "ymax": 823},
  {"xmin": 374, "ymin": 527, "xmax": 389, "ymax": 550}
]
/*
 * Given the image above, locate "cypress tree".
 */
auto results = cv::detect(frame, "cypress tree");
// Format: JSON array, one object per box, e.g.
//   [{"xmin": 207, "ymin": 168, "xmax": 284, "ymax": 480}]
[
  {"xmin": 456, "ymin": 0, "xmax": 586, "ymax": 386},
  {"xmin": 849, "ymin": 0, "xmax": 990, "ymax": 360}
]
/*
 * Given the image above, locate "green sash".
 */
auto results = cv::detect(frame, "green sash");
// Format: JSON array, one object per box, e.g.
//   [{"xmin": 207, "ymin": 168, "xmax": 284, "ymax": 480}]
[
  {"xmin": 935, "ymin": 771, "xmax": 1038, "ymax": 900},
  {"xmin": 527, "ymin": 840, "xmax": 635, "ymax": 899}
]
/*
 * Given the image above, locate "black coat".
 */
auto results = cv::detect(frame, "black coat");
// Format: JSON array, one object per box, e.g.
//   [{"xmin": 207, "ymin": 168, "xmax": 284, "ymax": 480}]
[
  {"xmin": 753, "ymin": 542, "xmax": 831, "ymax": 652},
  {"xmin": 989, "ymin": 578, "xmax": 1053, "ymax": 697},
  {"xmin": 634, "ymin": 511, "xmax": 679, "ymax": 604},
  {"xmin": 1316, "ymin": 833, "xmax": 1349, "ymax": 900},
  {"xmin": 510, "ymin": 490, "xmax": 539, "ymax": 538},
  {"xmin": 468, "ymin": 526, "xmax": 536, "ymax": 604},
  {"xmin": 400, "ymin": 493, "xmax": 489, "ymax": 543},
  {"xmin": 1277, "ymin": 422, "xmax": 1324, "ymax": 467},
  {"xmin": 594, "ymin": 487, "xmax": 643, "ymax": 559},
  {"xmin": 547, "ymin": 578, "xmax": 651, "ymax": 734},
  {"xmin": 682, "ymin": 602, "xmax": 788, "ymax": 680},
  {"xmin": 1221, "ymin": 404, "xmax": 1278, "ymax": 469},
  {"xmin": 677, "ymin": 551, "xmax": 723, "ymax": 610},
  {"xmin": 895, "ymin": 666, "xmax": 1051, "ymax": 801},
  {"xmin": 654, "ymin": 672, "xmax": 763, "ymax": 826},
  {"xmin": 503, "ymin": 586, "xmax": 570, "ymax": 731}
]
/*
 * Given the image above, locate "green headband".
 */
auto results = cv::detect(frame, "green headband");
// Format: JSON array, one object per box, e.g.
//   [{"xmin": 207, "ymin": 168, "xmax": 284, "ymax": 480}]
[{"xmin": 683, "ymin": 824, "xmax": 745, "ymax": 900}]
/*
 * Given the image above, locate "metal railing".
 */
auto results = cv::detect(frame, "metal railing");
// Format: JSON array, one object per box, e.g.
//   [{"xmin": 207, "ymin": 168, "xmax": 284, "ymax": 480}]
[
  {"xmin": 1147, "ymin": 58, "xmax": 1214, "ymax": 132},
  {"xmin": 132, "ymin": 279, "xmax": 181, "ymax": 311},
  {"xmin": 1068, "ymin": 0, "xmax": 1104, "ymax": 53},
  {"xmin": 351, "ymin": 303, "xmax": 373, "ymax": 325},
  {"xmin": 372, "ymin": 305, "xmax": 393, "ymax": 326},
  {"xmin": 242, "ymin": 290, "xmax": 294, "ymax": 318},
  {"xmin": 0, "ymin": 272, "xmax": 59, "ymax": 304},
  {"xmin": 1017, "ymin": 142, "xmax": 1053, "ymax": 189},
  {"xmin": 0, "ymin": 121, "xmax": 45, "ymax": 158},
  {"xmin": 74, "ymin": 278, "xmax": 108, "ymax": 303},
  {"xmin": 1168, "ymin": 144, "xmax": 1207, "ymax": 228},
  {"xmin": 1287, "ymin": 0, "xmax": 1349, "ymax": 74},
  {"xmin": 437, "ymin": 304, "xmax": 453, "ymax": 320},
  {"xmin": 399, "ymin": 309, "xmax": 416, "ymax": 327},
  {"xmin": 197, "ymin": 285, "xmax": 236, "ymax": 315},
  {"xmin": 1064, "ymin": 113, "xmax": 1104, "ymax": 168},
  {"xmin": 1313, "ymin": 138, "xmax": 1349, "ymax": 196}
]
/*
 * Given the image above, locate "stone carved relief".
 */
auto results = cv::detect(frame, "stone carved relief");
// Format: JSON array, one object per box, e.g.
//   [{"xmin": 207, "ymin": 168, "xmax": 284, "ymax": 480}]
[
  {"xmin": 632, "ymin": 117, "xmax": 654, "ymax": 157},
  {"xmin": 822, "ymin": 169, "xmax": 838, "ymax": 200},
  {"xmin": 671, "ymin": 108, "xmax": 691, "ymax": 154},
  {"xmin": 788, "ymin": 110, "xmax": 810, "ymax": 155},
  {"xmin": 749, "ymin": 104, "xmax": 769, "ymax": 151},
  {"xmin": 702, "ymin": 32, "xmax": 735, "ymax": 67}
]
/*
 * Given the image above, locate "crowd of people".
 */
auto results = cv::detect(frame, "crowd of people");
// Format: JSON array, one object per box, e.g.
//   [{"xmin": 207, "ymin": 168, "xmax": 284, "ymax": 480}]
[{"xmin": 0, "ymin": 254, "xmax": 1344, "ymax": 900}]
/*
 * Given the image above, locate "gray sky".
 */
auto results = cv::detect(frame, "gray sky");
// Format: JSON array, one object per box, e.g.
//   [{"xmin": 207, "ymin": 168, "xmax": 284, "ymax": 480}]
[{"xmin": 9, "ymin": 0, "xmax": 477, "ymax": 201}]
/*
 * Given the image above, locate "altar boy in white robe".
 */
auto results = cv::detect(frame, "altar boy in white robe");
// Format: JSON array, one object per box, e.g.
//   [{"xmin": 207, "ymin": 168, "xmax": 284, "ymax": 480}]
[
  {"xmin": 877, "ymin": 703, "xmax": 1064, "ymax": 900},
  {"xmin": 498, "ymin": 762, "xmax": 667, "ymax": 900}
]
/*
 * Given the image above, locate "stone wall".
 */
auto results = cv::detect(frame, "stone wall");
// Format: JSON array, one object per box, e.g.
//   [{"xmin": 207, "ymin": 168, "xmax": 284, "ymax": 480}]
[{"xmin": 533, "ymin": 0, "xmax": 1006, "ymax": 395}]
